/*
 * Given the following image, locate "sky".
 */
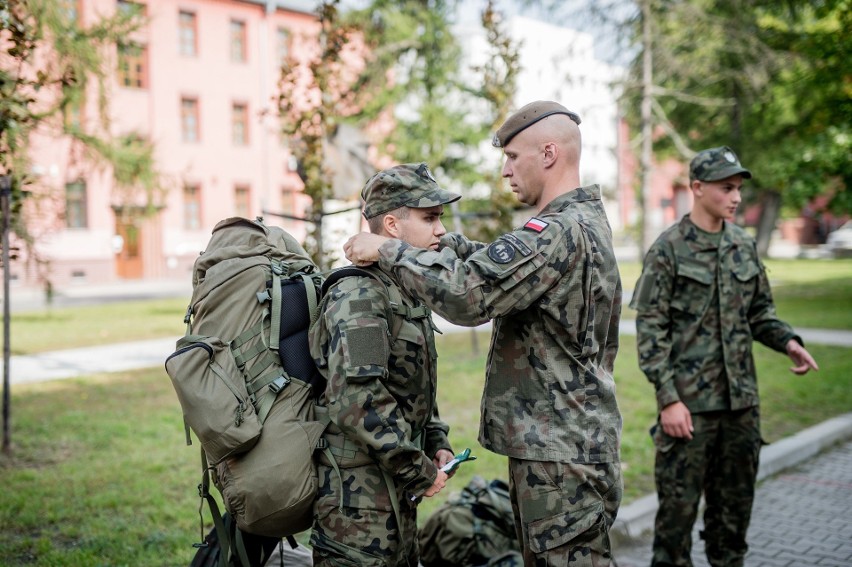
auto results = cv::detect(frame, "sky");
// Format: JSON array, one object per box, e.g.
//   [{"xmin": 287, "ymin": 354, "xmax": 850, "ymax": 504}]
[{"xmin": 337, "ymin": 0, "xmax": 636, "ymax": 65}]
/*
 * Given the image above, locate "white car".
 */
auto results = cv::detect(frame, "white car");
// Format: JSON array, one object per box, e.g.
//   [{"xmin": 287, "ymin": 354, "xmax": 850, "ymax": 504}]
[{"xmin": 826, "ymin": 221, "xmax": 852, "ymax": 256}]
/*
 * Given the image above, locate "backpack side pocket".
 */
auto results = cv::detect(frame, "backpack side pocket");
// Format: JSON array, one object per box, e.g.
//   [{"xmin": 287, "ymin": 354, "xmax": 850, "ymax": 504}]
[{"xmin": 166, "ymin": 335, "xmax": 262, "ymax": 463}]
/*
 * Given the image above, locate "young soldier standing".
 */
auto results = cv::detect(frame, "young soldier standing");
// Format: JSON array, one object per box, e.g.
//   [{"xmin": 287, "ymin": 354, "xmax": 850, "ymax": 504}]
[
  {"xmin": 309, "ymin": 163, "xmax": 458, "ymax": 566},
  {"xmin": 630, "ymin": 146, "xmax": 819, "ymax": 566},
  {"xmin": 344, "ymin": 101, "xmax": 623, "ymax": 566}
]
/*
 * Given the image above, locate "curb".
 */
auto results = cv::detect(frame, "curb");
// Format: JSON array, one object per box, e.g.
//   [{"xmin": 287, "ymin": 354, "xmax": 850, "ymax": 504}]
[{"xmin": 610, "ymin": 412, "xmax": 852, "ymax": 543}]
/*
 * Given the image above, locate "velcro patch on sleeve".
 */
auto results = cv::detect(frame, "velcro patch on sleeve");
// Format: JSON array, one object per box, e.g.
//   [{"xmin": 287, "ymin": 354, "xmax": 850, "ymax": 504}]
[
  {"xmin": 346, "ymin": 326, "xmax": 388, "ymax": 367},
  {"xmin": 523, "ymin": 217, "xmax": 549, "ymax": 233},
  {"xmin": 349, "ymin": 299, "xmax": 373, "ymax": 314},
  {"xmin": 501, "ymin": 233, "xmax": 532, "ymax": 257}
]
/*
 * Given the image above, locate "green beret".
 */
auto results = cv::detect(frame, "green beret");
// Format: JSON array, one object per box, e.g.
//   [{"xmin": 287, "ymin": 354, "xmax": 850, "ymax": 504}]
[
  {"xmin": 492, "ymin": 100, "xmax": 582, "ymax": 148},
  {"xmin": 361, "ymin": 163, "xmax": 461, "ymax": 219},
  {"xmin": 689, "ymin": 146, "xmax": 752, "ymax": 182}
]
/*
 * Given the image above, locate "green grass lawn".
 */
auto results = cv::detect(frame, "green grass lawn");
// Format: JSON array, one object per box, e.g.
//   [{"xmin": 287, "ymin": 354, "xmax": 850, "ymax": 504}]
[
  {"xmin": 2, "ymin": 331, "xmax": 850, "ymax": 566},
  {"xmin": 0, "ymin": 298, "xmax": 188, "ymax": 355}
]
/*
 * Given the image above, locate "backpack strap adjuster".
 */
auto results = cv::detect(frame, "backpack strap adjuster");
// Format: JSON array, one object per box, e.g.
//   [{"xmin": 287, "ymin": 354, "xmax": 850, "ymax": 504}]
[{"xmin": 267, "ymin": 375, "xmax": 290, "ymax": 394}]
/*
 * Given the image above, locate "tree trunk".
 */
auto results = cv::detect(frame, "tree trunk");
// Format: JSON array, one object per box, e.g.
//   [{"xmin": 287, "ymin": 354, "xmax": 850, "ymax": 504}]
[
  {"xmin": 639, "ymin": 0, "xmax": 655, "ymax": 258},
  {"xmin": 755, "ymin": 190, "xmax": 781, "ymax": 257}
]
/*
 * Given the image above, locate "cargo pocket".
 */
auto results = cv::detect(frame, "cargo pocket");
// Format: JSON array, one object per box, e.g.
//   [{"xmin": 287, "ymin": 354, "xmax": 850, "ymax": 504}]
[
  {"xmin": 165, "ymin": 335, "xmax": 262, "ymax": 463},
  {"xmin": 310, "ymin": 516, "xmax": 390, "ymax": 566},
  {"xmin": 528, "ymin": 500, "xmax": 605, "ymax": 554}
]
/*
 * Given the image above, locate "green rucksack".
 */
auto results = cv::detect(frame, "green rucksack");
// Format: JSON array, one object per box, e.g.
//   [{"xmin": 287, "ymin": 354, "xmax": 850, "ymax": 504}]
[
  {"xmin": 418, "ymin": 476, "xmax": 522, "ymax": 567},
  {"xmin": 165, "ymin": 217, "xmax": 328, "ymax": 565}
]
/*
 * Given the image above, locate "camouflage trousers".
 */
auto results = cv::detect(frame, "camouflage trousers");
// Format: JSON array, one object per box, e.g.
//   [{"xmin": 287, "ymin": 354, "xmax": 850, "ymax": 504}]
[
  {"xmin": 311, "ymin": 462, "xmax": 419, "ymax": 567},
  {"xmin": 651, "ymin": 407, "xmax": 762, "ymax": 567},
  {"xmin": 507, "ymin": 457, "xmax": 622, "ymax": 567}
]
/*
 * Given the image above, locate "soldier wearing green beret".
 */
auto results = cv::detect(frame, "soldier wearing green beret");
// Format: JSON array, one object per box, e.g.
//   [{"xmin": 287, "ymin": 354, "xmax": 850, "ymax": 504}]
[
  {"xmin": 309, "ymin": 163, "xmax": 460, "ymax": 566},
  {"xmin": 344, "ymin": 100, "xmax": 624, "ymax": 566},
  {"xmin": 630, "ymin": 146, "xmax": 819, "ymax": 566}
]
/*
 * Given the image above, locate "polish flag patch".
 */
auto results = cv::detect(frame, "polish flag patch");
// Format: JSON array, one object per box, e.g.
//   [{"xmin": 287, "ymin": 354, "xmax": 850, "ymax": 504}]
[{"xmin": 524, "ymin": 217, "xmax": 549, "ymax": 233}]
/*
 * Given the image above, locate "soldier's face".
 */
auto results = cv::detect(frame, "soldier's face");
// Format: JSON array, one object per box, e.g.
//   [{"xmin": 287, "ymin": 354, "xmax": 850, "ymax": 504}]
[
  {"xmin": 693, "ymin": 174, "xmax": 744, "ymax": 220},
  {"xmin": 396, "ymin": 205, "xmax": 447, "ymax": 250},
  {"xmin": 501, "ymin": 133, "xmax": 544, "ymax": 207}
]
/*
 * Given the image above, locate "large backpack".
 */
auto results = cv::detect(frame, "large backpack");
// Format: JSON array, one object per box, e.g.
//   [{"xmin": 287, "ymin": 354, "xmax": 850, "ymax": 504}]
[
  {"xmin": 418, "ymin": 476, "xmax": 522, "ymax": 567},
  {"xmin": 165, "ymin": 217, "xmax": 327, "ymax": 565}
]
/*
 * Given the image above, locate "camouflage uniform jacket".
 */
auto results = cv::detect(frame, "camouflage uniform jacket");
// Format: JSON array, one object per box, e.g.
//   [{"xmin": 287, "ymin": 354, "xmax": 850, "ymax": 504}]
[
  {"xmin": 630, "ymin": 215, "xmax": 801, "ymax": 413},
  {"xmin": 375, "ymin": 185, "xmax": 622, "ymax": 464},
  {"xmin": 309, "ymin": 269, "xmax": 452, "ymax": 498}
]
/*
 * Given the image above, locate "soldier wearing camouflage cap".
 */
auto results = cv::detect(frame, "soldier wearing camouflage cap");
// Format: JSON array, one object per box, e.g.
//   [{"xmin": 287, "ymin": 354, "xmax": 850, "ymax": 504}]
[
  {"xmin": 344, "ymin": 101, "xmax": 624, "ymax": 566},
  {"xmin": 630, "ymin": 146, "xmax": 818, "ymax": 566},
  {"xmin": 308, "ymin": 163, "xmax": 458, "ymax": 566}
]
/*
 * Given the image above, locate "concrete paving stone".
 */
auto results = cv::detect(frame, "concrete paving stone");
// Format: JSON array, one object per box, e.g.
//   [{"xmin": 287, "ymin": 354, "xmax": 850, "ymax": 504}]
[{"xmin": 741, "ymin": 557, "xmax": 793, "ymax": 567}]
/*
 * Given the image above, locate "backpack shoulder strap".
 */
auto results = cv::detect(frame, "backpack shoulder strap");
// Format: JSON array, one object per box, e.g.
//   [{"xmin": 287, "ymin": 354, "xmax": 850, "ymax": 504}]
[{"xmin": 321, "ymin": 265, "xmax": 426, "ymax": 342}]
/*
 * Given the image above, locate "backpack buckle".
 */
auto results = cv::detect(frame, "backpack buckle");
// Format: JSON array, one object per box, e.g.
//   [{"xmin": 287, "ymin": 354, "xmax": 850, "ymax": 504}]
[{"xmin": 268, "ymin": 375, "xmax": 290, "ymax": 394}]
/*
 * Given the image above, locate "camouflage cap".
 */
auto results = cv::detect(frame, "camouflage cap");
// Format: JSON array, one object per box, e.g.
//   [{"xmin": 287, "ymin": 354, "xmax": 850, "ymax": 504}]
[
  {"xmin": 689, "ymin": 146, "xmax": 752, "ymax": 182},
  {"xmin": 361, "ymin": 163, "xmax": 461, "ymax": 219},
  {"xmin": 492, "ymin": 100, "xmax": 582, "ymax": 148}
]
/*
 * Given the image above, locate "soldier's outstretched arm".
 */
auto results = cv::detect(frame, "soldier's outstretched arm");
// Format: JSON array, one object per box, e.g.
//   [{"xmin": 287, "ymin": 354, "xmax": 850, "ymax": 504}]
[{"xmin": 349, "ymin": 216, "xmax": 585, "ymax": 327}]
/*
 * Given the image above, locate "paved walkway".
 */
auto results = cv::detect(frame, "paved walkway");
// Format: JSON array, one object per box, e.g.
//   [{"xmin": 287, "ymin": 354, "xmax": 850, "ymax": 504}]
[{"xmin": 613, "ymin": 434, "xmax": 852, "ymax": 567}]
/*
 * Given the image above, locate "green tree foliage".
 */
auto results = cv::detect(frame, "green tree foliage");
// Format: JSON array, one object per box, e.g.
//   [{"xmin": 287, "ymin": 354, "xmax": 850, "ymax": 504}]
[
  {"xmin": 280, "ymin": 0, "xmax": 523, "ymax": 252},
  {"xmin": 347, "ymin": 0, "xmax": 485, "ymax": 181},
  {"xmin": 462, "ymin": 0, "xmax": 521, "ymax": 240},
  {"xmin": 623, "ymin": 0, "xmax": 850, "ymax": 217}
]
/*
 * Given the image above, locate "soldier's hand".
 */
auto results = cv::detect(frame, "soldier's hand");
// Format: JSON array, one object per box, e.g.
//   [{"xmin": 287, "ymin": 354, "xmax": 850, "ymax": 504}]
[
  {"xmin": 786, "ymin": 339, "xmax": 819, "ymax": 375},
  {"xmin": 423, "ymin": 470, "xmax": 448, "ymax": 498},
  {"xmin": 343, "ymin": 232, "xmax": 388, "ymax": 266},
  {"xmin": 433, "ymin": 449, "xmax": 455, "ymax": 477},
  {"xmin": 660, "ymin": 401, "xmax": 694, "ymax": 440}
]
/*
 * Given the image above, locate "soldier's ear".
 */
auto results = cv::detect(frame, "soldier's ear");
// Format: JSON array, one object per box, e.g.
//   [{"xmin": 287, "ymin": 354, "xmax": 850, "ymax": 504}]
[
  {"xmin": 383, "ymin": 213, "xmax": 402, "ymax": 238},
  {"xmin": 691, "ymin": 179, "xmax": 703, "ymax": 196},
  {"xmin": 542, "ymin": 142, "xmax": 557, "ymax": 167}
]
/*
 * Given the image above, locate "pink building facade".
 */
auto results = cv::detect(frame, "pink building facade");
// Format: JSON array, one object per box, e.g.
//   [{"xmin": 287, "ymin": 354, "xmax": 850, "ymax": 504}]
[{"xmin": 13, "ymin": 0, "xmax": 319, "ymax": 289}]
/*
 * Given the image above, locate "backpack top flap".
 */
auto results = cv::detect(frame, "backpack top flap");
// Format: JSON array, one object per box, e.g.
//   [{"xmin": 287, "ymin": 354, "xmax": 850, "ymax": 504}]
[{"xmin": 193, "ymin": 217, "xmax": 316, "ymax": 288}]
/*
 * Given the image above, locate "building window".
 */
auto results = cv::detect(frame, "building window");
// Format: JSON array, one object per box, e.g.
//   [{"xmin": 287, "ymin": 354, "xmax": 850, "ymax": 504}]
[
  {"xmin": 63, "ymin": 94, "xmax": 84, "ymax": 131},
  {"xmin": 63, "ymin": 0, "xmax": 83, "ymax": 24},
  {"xmin": 234, "ymin": 185, "xmax": 250, "ymax": 218},
  {"xmin": 65, "ymin": 181, "xmax": 88, "ymax": 229},
  {"xmin": 232, "ymin": 102, "xmax": 248, "ymax": 146},
  {"xmin": 230, "ymin": 19, "xmax": 246, "ymax": 63},
  {"xmin": 181, "ymin": 97, "xmax": 199, "ymax": 143},
  {"xmin": 117, "ymin": 0, "xmax": 145, "ymax": 17},
  {"xmin": 178, "ymin": 10, "xmax": 197, "ymax": 56},
  {"xmin": 118, "ymin": 43, "xmax": 148, "ymax": 89},
  {"xmin": 183, "ymin": 184, "xmax": 201, "ymax": 230},
  {"xmin": 276, "ymin": 27, "xmax": 290, "ymax": 64}
]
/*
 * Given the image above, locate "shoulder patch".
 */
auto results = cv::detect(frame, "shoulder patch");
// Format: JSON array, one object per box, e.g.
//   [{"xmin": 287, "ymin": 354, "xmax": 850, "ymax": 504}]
[
  {"xmin": 487, "ymin": 240, "xmax": 517, "ymax": 264},
  {"xmin": 501, "ymin": 233, "xmax": 532, "ymax": 257},
  {"xmin": 523, "ymin": 217, "xmax": 549, "ymax": 233}
]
